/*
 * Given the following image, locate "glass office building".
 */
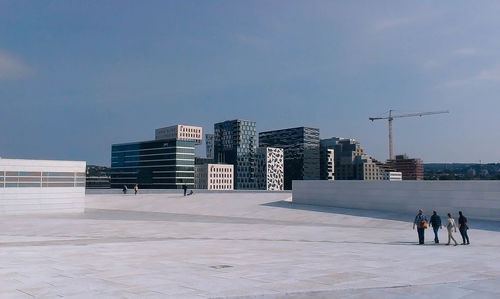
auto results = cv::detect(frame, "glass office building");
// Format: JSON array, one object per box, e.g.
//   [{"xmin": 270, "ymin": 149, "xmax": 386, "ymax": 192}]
[
  {"xmin": 213, "ymin": 119, "xmax": 257, "ymax": 189},
  {"xmin": 259, "ymin": 127, "xmax": 320, "ymax": 190},
  {"xmin": 111, "ymin": 139, "xmax": 195, "ymax": 189}
]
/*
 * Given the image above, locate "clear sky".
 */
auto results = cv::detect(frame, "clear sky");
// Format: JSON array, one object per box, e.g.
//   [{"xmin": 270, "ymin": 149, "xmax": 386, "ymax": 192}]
[{"xmin": 1, "ymin": 1, "xmax": 499, "ymax": 165}]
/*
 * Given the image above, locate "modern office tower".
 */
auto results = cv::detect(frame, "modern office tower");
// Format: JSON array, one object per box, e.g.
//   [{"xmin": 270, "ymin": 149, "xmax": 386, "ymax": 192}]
[
  {"xmin": 194, "ymin": 163, "xmax": 233, "ymax": 190},
  {"xmin": 386, "ymin": 154, "xmax": 424, "ymax": 180},
  {"xmin": 205, "ymin": 133, "xmax": 214, "ymax": 159},
  {"xmin": 213, "ymin": 119, "xmax": 257, "ymax": 190},
  {"xmin": 320, "ymin": 138, "xmax": 340, "ymax": 180},
  {"xmin": 111, "ymin": 139, "xmax": 195, "ymax": 189},
  {"xmin": 256, "ymin": 147, "xmax": 284, "ymax": 190},
  {"xmin": 155, "ymin": 124, "xmax": 202, "ymax": 145},
  {"xmin": 259, "ymin": 127, "xmax": 320, "ymax": 190}
]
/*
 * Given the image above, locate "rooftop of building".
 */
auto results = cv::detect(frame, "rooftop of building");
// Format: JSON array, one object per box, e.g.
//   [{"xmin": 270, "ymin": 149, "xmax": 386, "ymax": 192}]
[
  {"xmin": 2, "ymin": 191, "xmax": 499, "ymax": 298},
  {"xmin": 259, "ymin": 126, "xmax": 320, "ymax": 134}
]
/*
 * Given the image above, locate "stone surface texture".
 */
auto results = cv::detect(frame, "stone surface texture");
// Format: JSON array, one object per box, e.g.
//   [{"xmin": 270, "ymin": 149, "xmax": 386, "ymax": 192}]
[{"xmin": 1, "ymin": 191, "xmax": 499, "ymax": 298}]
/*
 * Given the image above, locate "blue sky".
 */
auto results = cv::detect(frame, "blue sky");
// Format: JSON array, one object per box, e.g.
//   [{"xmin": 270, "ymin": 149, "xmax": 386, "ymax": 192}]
[{"xmin": 1, "ymin": 1, "xmax": 500, "ymax": 165}]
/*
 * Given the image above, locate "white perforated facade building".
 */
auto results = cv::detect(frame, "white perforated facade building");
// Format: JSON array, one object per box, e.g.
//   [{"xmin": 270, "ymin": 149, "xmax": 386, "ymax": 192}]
[{"xmin": 256, "ymin": 147, "xmax": 284, "ymax": 191}]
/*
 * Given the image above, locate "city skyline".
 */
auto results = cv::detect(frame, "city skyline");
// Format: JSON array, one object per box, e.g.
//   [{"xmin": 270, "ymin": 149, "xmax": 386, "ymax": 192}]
[{"xmin": 2, "ymin": 1, "xmax": 500, "ymax": 165}]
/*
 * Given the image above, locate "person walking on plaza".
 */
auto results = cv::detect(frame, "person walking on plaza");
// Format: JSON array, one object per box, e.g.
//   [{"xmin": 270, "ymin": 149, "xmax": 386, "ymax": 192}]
[
  {"xmin": 134, "ymin": 184, "xmax": 138, "ymax": 195},
  {"xmin": 446, "ymin": 213, "xmax": 458, "ymax": 246},
  {"xmin": 122, "ymin": 185, "xmax": 128, "ymax": 194},
  {"xmin": 458, "ymin": 211, "xmax": 470, "ymax": 245},
  {"xmin": 430, "ymin": 211, "xmax": 442, "ymax": 244},
  {"xmin": 413, "ymin": 209, "xmax": 428, "ymax": 245},
  {"xmin": 182, "ymin": 184, "xmax": 187, "ymax": 196}
]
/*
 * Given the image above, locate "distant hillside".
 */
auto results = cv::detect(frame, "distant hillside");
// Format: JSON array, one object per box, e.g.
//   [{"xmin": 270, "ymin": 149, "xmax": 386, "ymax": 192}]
[{"xmin": 424, "ymin": 163, "xmax": 500, "ymax": 180}]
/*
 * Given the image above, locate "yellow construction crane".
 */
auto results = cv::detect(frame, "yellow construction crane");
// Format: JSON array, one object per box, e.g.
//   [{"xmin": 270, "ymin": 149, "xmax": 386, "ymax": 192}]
[{"xmin": 369, "ymin": 110, "xmax": 449, "ymax": 161}]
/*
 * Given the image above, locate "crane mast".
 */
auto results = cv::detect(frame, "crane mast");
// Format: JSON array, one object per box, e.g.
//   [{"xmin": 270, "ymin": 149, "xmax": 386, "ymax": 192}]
[{"xmin": 369, "ymin": 109, "xmax": 449, "ymax": 161}]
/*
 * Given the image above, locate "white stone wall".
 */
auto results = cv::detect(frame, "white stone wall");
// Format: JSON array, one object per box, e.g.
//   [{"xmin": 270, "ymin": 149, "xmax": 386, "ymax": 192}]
[
  {"xmin": 0, "ymin": 158, "xmax": 86, "ymax": 214},
  {"xmin": 292, "ymin": 180, "xmax": 500, "ymax": 221}
]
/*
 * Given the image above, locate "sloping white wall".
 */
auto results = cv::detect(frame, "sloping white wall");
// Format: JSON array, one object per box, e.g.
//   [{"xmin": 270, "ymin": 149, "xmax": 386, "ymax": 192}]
[
  {"xmin": 0, "ymin": 159, "xmax": 86, "ymax": 214},
  {"xmin": 292, "ymin": 180, "xmax": 500, "ymax": 221}
]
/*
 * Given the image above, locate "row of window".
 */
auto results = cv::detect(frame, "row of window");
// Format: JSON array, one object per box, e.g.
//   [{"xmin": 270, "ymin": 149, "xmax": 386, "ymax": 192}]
[
  {"xmin": 210, "ymin": 173, "xmax": 231, "ymax": 178},
  {"xmin": 0, "ymin": 171, "xmax": 85, "ymax": 177},
  {"xmin": 210, "ymin": 179, "xmax": 232, "ymax": 184},
  {"xmin": 1, "ymin": 182, "xmax": 86, "ymax": 188},
  {"xmin": 209, "ymin": 184, "xmax": 233, "ymax": 190},
  {"xmin": 0, "ymin": 171, "xmax": 85, "ymax": 188}
]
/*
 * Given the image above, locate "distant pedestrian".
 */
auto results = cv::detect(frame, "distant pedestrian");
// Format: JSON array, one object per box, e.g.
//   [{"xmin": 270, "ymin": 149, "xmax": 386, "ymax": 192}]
[
  {"xmin": 122, "ymin": 185, "xmax": 128, "ymax": 194},
  {"xmin": 458, "ymin": 211, "xmax": 470, "ymax": 245},
  {"xmin": 182, "ymin": 184, "xmax": 187, "ymax": 196},
  {"xmin": 413, "ymin": 209, "xmax": 428, "ymax": 245},
  {"xmin": 446, "ymin": 213, "xmax": 458, "ymax": 246},
  {"xmin": 134, "ymin": 184, "xmax": 138, "ymax": 195},
  {"xmin": 429, "ymin": 211, "xmax": 442, "ymax": 244}
]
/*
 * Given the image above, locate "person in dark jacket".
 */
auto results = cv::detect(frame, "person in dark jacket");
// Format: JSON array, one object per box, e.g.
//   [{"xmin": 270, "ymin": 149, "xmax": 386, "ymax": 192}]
[
  {"xmin": 458, "ymin": 211, "xmax": 470, "ymax": 245},
  {"xmin": 182, "ymin": 184, "xmax": 188, "ymax": 196},
  {"xmin": 413, "ymin": 209, "xmax": 428, "ymax": 245},
  {"xmin": 429, "ymin": 211, "xmax": 442, "ymax": 244}
]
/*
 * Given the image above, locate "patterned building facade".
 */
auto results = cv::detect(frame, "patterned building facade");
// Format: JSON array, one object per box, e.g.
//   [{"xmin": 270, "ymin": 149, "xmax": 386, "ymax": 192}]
[
  {"xmin": 256, "ymin": 147, "xmax": 284, "ymax": 190},
  {"xmin": 259, "ymin": 127, "xmax": 320, "ymax": 190}
]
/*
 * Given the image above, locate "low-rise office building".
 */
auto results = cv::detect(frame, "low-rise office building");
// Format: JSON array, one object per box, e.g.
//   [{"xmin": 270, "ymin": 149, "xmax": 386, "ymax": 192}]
[
  {"xmin": 155, "ymin": 124, "xmax": 202, "ymax": 145},
  {"xmin": 0, "ymin": 158, "xmax": 86, "ymax": 214},
  {"xmin": 111, "ymin": 139, "xmax": 195, "ymax": 189},
  {"xmin": 381, "ymin": 171, "xmax": 403, "ymax": 181},
  {"xmin": 194, "ymin": 163, "xmax": 233, "ymax": 190}
]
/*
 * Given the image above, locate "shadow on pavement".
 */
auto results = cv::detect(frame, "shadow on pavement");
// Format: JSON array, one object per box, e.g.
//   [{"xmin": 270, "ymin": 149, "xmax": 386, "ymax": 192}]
[{"xmin": 262, "ymin": 200, "xmax": 500, "ymax": 232}]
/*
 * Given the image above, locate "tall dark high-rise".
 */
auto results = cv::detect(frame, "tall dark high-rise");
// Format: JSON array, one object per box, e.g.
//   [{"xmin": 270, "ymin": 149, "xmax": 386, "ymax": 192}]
[
  {"xmin": 213, "ymin": 119, "xmax": 257, "ymax": 189},
  {"xmin": 259, "ymin": 127, "xmax": 320, "ymax": 190}
]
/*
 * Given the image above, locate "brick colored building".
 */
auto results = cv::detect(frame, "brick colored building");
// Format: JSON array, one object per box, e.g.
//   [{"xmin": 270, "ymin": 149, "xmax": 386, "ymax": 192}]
[{"xmin": 386, "ymin": 154, "xmax": 424, "ymax": 180}]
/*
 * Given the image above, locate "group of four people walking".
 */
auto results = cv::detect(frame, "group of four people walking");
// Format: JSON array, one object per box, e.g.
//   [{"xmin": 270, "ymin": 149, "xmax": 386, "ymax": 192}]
[{"xmin": 413, "ymin": 209, "xmax": 470, "ymax": 245}]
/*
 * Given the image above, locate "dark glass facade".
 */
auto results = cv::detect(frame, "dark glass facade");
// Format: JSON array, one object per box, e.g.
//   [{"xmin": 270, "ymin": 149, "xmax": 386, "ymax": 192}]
[
  {"xmin": 111, "ymin": 139, "xmax": 195, "ymax": 189},
  {"xmin": 259, "ymin": 127, "xmax": 320, "ymax": 190},
  {"xmin": 213, "ymin": 120, "xmax": 257, "ymax": 189}
]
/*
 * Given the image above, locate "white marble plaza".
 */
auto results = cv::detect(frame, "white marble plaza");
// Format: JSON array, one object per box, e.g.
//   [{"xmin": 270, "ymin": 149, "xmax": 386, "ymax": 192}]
[{"xmin": 1, "ymin": 191, "xmax": 500, "ymax": 298}]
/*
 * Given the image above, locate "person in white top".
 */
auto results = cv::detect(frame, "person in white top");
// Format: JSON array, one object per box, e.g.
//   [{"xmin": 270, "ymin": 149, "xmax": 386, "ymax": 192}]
[{"xmin": 446, "ymin": 213, "xmax": 458, "ymax": 246}]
